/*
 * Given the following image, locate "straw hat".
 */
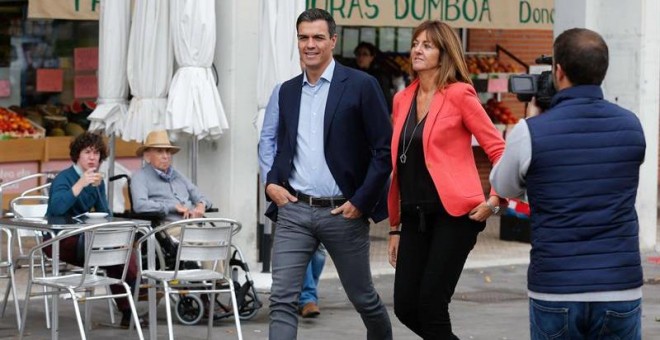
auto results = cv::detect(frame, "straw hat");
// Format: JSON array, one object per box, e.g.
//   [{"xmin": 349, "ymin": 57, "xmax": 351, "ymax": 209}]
[{"xmin": 136, "ymin": 130, "xmax": 181, "ymax": 156}]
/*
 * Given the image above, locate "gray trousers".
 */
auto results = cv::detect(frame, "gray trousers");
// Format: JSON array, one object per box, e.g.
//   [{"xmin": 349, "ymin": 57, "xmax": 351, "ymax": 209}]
[{"xmin": 268, "ymin": 202, "xmax": 392, "ymax": 340}]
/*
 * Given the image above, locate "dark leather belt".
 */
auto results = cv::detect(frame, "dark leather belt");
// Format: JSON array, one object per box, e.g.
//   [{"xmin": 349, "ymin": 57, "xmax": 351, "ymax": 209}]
[{"xmin": 294, "ymin": 191, "xmax": 347, "ymax": 208}]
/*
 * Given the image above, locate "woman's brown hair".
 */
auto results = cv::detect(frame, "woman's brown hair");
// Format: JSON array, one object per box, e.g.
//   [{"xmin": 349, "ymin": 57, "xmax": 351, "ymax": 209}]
[
  {"xmin": 410, "ymin": 20, "xmax": 472, "ymax": 89},
  {"xmin": 69, "ymin": 132, "xmax": 108, "ymax": 163}
]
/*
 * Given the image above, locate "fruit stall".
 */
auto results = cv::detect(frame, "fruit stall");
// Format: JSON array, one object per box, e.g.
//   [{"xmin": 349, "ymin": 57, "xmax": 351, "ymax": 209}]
[{"xmin": 0, "ymin": 102, "xmax": 141, "ymax": 211}]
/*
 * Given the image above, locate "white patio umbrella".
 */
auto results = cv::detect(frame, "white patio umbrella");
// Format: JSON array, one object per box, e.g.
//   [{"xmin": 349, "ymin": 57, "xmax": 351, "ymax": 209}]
[
  {"xmin": 123, "ymin": 0, "xmax": 172, "ymax": 142},
  {"xmin": 166, "ymin": 0, "xmax": 228, "ymax": 140},
  {"xmin": 255, "ymin": 0, "xmax": 305, "ymax": 272},
  {"xmin": 87, "ymin": 0, "xmax": 130, "ymax": 135},
  {"xmin": 254, "ymin": 0, "xmax": 305, "ymax": 136}
]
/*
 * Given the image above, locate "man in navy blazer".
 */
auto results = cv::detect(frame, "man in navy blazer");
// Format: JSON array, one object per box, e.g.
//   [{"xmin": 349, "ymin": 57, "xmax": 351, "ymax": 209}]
[{"xmin": 265, "ymin": 8, "xmax": 393, "ymax": 340}]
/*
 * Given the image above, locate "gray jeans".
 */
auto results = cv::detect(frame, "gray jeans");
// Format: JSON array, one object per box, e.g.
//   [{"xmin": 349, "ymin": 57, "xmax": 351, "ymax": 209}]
[{"xmin": 268, "ymin": 202, "xmax": 392, "ymax": 340}]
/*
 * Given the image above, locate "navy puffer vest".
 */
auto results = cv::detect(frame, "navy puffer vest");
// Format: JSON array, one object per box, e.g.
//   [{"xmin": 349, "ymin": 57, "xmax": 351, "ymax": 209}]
[{"xmin": 525, "ymin": 85, "xmax": 645, "ymax": 294}]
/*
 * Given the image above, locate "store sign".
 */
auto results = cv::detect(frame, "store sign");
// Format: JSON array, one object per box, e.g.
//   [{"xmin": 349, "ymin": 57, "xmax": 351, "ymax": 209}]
[
  {"xmin": 0, "ymin": 162, "xmax": 39, "ymax": 193},
  {"xmin": 28, "ymin": 0, "xmax": 100, "ymax": 20},
  {"xmin": 308, "ymin": 0, "xmax": 554, "ymax": 30}
]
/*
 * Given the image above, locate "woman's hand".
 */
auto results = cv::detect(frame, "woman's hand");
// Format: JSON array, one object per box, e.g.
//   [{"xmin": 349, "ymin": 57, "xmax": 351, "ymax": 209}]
[
  {"xmin": 469, "ymin": 196, "xmax": 501, "ymax": 222},
  {"xmin": 72, "ymin": 168, "xmax": 101, "ymax": 196},
  {"xmin": 388, "ymin": 230, "xmax": 400, "ymax": 268}
]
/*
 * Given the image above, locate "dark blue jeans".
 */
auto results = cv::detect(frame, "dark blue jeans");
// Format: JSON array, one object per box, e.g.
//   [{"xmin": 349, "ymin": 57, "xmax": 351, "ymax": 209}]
[
  {"xmin": 299, "ymin": 246, "xmax": 326, "ymax": 306},
  {"xmin": 529, "ymin": 298, "xmax": 641, "ymax": 339}
]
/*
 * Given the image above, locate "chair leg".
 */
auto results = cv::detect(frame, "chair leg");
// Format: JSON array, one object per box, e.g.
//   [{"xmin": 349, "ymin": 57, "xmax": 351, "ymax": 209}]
[
  {"xmin": 39, "ymin": 254, "xmax": 52, "ymax": 329},
  {"xmin": 9, "ymin": 263, "xmax": 21, "ymax": 330},
  {"xmin": 69, "ymin": 288, "xmax": 87, "ymax": 340},
  {"xmin": 228, "ymin": 279, "xmax": 243, "ymax": 340},
  {"xmin": 18, "ymin": 281, "xmax": 33, "ymax": 339},
  {"xmin": 107, "ymin": 294, "xmax": 116, "ymax": 325},
  {"xmin": 123, "ymin": 282, "xmax": 144, "ymax": 340},
  {"xmin": 207, "ymin": 289, "xmax": 215, "ymax": 340},
  {"xmin": 163, "ymin": 282, "xmax": 175, "ymax": 340},
  {"xmin": 1, "ymin": 278, "xmax": 11, "ymax": 317},
  {"xmin": 84, "ymin": 289, "xmax": 92, "ymax": 332}
]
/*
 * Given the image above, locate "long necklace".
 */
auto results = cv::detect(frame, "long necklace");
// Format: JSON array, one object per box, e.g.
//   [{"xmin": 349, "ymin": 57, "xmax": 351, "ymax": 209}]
[{"xmin": 400, "ymin": 92, "xmax": 432, "ymax": 164}]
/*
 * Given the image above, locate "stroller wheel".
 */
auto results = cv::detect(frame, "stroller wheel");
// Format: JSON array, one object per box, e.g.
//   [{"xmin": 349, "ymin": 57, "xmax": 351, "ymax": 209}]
[
  {"xmin": 175, "ymin": 294, "xmax": 204, "ymax": 325},
  {"xmin": 237, "ymin": 284, "xmax": 262, "ymax": 320}
]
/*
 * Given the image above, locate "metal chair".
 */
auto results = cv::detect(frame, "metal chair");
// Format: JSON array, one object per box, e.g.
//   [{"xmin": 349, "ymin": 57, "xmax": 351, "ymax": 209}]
[
  {"xmin": 0, "ymin": 226, "xmax": 20, "ymax": 329},
  {"xmin": 135, "ymin": 217, "xmax": 243, "ymax": 340},
  {"xmin": 0, "ymin": 172, "xmax": 56, "ymax": 216},
  {"xmin": 18, "ymin": 221, "xmax": 144, "ymax": 340},
  {"xmin": 0, "ymin": 195, "xmax": 51, "ymax": 330}
]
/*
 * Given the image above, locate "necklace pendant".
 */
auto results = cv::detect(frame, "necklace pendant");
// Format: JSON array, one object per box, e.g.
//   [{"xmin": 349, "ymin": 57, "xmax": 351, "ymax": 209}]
[{"xmin": 399, "ymin": 154, "xmax": 407, "ymax": 164}]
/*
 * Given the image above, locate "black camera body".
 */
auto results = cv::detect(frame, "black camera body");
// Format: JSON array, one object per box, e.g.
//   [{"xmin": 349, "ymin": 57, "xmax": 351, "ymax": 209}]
[{"xmin": 509, "ymin": 55, "xmax": 556, "ymax": 110}]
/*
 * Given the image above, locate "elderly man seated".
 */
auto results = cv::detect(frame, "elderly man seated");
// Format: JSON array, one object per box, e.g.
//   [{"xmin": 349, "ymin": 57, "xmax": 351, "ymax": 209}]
[{"xmin": 130, "ymin": 130, "xmax": 212, "ymax": 221}]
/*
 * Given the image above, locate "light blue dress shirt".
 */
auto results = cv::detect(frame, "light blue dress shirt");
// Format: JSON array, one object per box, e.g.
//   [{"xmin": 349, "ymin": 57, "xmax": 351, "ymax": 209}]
[
  {"xmin": 289, "ymin": 60, "xmax": 342, "ymax": 197},
  {"xmin": 258, "ymin": 83, "xmax": 282, "ymax": 184}
]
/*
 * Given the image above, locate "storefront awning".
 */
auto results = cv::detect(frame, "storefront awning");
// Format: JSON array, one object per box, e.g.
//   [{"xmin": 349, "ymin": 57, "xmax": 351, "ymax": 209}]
[
  {"xmin": 28, "ymin": 0, "xmax": 100, "ymax": 21},
  {"xmin": 309, "ymin": 0, "xmax": 554, "ymax": 30}
]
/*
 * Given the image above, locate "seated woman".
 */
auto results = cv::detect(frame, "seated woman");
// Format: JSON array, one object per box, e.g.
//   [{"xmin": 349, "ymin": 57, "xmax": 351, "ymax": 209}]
[{"xmin": 45, "ymin": 132, "xmax": 141, "ymax": 328}]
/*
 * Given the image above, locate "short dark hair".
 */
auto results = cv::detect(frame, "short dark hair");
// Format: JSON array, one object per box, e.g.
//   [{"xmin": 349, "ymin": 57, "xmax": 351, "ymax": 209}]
[
  {"xmin": 354, "ymin": 41, "xmax": 378, "ymax": 57},
  {"xmin": 554, "ymin": 28, "xmax": 608, "ymax": 85},
  {"xmin": 296, "ymin": 8, "xmax": 336, "ymax": 37},
  {"xmin": 69, "ymin": 132, "xmax": 108, "ymax": 163}
]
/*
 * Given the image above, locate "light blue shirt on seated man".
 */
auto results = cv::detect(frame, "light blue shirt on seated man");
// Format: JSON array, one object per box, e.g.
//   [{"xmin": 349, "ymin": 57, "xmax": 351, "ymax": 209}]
[{"xmin": 289, "ymin": 59, "xmax": 342, "ymax": 198}]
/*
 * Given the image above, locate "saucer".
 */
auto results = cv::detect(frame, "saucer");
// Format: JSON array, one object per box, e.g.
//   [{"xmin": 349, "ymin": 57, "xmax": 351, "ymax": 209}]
[{"xmin": 86, "ymin": 212, "xmax": 108, "ymax": 219}]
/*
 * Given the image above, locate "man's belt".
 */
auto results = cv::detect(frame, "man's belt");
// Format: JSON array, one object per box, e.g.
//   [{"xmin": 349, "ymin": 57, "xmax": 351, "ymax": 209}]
[{"xmin": 293, "ymin": 191, "xmax": 347, "ymax": 208}]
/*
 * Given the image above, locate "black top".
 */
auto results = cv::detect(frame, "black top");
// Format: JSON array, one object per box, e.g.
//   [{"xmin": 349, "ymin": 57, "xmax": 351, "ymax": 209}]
[{"xmin": 397, "ymin": 96, "xmax": 442, "ymax": 214}]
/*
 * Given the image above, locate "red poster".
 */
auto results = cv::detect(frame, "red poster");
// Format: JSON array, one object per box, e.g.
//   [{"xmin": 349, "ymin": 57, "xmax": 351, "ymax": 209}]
[
  {"xmin": 36, "ymin": 69, "xmax": 64, "ymax": 92},
  {"xmin": 74, "ymin": 47, "xmax": 99, "ymax": 71},
  {"xmin": 487, "ymin": 78, "xmax": 509, "ymax": 93},
  {"xmin": 74, "ymin": 74, "xmax": 98, "ymax": 99},
  {"xmin": 0, "ymin": 80, "xmax": 10, "ymax": 97}
]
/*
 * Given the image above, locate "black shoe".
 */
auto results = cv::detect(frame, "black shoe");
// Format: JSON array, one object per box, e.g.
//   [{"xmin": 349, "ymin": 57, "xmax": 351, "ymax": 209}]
[
  {"xmin": 120, "ymin": 311, "xmax": 147, "ymax": 329},
  {"xmin": 203, "ymin": 300, "xmax": 226, "ymax": 321}
]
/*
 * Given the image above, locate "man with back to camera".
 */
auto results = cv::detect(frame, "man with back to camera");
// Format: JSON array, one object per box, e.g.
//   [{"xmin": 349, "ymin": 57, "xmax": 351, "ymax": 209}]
[
  {"xmin": 265, "ymin": 8, "xmax": 393, "ymax": 340},
  {"xmin": 490, "ymin": 28, "xmax": 645, "ymax": 339}
]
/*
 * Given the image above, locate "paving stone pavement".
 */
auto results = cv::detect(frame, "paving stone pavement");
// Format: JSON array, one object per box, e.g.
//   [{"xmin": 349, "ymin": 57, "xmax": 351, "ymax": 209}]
[{"xmin": 1, "ymin": 215, "xmax": 659, "ymax": 339}]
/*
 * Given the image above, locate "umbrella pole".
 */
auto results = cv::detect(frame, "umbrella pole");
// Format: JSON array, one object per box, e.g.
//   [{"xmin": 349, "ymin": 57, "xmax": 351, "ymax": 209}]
[
  {"xmin": 107, "ymin": 134, "xmax": 116, "ymax": 212},
  {"xmin": 190, "ymin": 136, "xmax": 198, "ymax": 185}
]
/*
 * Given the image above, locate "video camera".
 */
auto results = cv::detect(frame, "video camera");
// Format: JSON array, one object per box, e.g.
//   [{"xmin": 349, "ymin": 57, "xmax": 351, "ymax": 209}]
[{"xmin": 508, "ymin": 55, "xmax": 556, "ymax": 110}]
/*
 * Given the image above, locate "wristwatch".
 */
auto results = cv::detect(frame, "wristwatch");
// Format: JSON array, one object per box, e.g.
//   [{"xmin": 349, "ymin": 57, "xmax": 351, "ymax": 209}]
[{"xmin": 486, "ymin": 201, "xmax": 500, "ymax": 215}]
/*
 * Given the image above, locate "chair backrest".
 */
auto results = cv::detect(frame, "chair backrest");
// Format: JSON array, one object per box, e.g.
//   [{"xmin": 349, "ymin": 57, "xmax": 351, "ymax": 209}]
[
  {"xmin": 108, "ymin": 174, "xmax": 133, "ymax": 213},
  {"xmin": 138, "ymin": 218, "xmax": 241, "ymax": 276},
  {"xmin": 9, "ymin": 196, "xmax": 50, "ymax": 255},
  {"xmin": 84, "ymin": 223, "xmax": 138, "ymax": 282},
  {"xmin": 27, "ymin": 221, "xmax": 139, "ymax": 287},
  {"xmin": 10, "ymin": 196, "xmax": 49, "ymax": 218},
  {"xmin": 20, "ymin": 183, "xmax": 52, "ymax": 197},
  {"xmin": 178, "ymin": 223, "xmax": 233, "ymax": 263},
  {"xmin": 0, "ymin": 172, "xmax": 55, "ymax": 215}
]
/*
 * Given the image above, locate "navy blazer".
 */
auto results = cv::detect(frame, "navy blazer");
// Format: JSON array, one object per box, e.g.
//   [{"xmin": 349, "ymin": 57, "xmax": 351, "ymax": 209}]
[{"xmin": 266, "ymin": 62, "xmax": 392, "ymax": 223}]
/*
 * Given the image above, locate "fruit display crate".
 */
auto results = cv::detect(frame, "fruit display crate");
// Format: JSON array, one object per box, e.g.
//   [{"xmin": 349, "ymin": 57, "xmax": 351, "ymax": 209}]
[
  {"xmin": 0, "ymin": 136, "xmax": 142, "ymax": 163},
  {"xmin": 0, "ymin": 107, "xmax": 46, "ymax": 140}
]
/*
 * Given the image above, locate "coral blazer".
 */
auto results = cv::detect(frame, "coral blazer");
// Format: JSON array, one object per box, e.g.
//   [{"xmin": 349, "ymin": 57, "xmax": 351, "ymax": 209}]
[{"xmin": 388, "ymin": 80, "xmax": 506, "ymax": 226}]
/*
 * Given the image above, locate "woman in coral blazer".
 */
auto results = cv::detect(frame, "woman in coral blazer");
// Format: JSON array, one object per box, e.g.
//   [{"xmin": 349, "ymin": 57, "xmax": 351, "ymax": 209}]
[{"xmin": 387, "ymin": 20, "xmax": 506, "ymax": 339}]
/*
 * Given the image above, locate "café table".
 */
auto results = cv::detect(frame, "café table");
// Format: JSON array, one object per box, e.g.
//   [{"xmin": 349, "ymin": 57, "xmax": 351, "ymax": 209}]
[{"xmin": 0, "ymin": 215, "xmax": 155, "ymax": 340}]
